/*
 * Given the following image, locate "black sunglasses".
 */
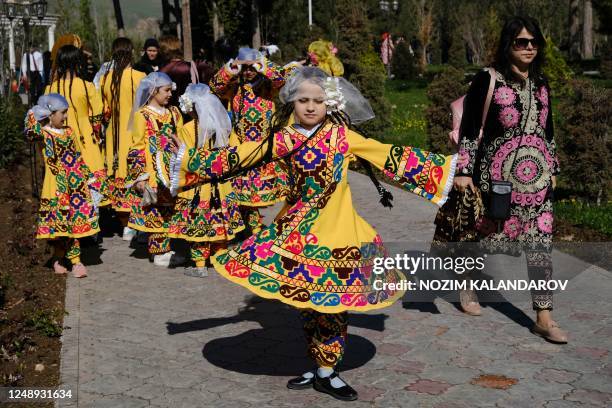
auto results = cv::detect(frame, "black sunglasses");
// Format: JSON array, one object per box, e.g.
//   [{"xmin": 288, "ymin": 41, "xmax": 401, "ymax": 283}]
[{"xmin": 513, "ymin": 38, "xmax": 539, "ymax": 50}]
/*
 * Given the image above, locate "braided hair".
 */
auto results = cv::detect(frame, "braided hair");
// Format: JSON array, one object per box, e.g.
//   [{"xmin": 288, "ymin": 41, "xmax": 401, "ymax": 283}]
[
  {"xmin": 102, "ymin": 37, "xmax": 135, "ymax": 162},
  {"xmin": 53, "ymin": 44, "xmax": 93, "ymax": 146},
  {"xmin": 215, "ymin": 101, "xmax": 393, "ymax": 208}
]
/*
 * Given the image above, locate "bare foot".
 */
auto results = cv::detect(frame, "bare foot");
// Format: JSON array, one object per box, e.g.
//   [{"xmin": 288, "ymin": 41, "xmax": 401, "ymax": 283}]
[
  {"xmin": 53, "ymin": 261, "xmax": 68, "ymax": 275},
  {"xmin": 72, "ymin": 263, "xmax": 88, "ymax": 278}
]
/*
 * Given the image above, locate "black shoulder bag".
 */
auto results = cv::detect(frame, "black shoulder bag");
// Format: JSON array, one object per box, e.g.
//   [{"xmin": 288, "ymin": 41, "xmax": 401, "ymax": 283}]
[{"xmin": 488, "ymin": 78, "xmax": 532, "ymax": 220}]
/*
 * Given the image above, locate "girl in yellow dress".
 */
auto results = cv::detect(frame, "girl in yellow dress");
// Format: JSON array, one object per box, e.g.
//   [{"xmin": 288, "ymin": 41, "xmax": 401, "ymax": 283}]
[
  {"xmin": 170, "ymin": 67, "xmax": 457, "ymax": 401},
  {"xmin": 168, "ymin": 84, "xmax": 245, "ymax": 277},
  {"xmin": 98, "ymin": 38, "xmax": 147, "ymax": 240},
  {"xmin": 45, "ymin": 45, "xmax": 107, "ymax": 205},
  {"xmin": 210, "ymin": 47, "xmax": 292, "ymax": 233},
  {"xmin": 127, "ymin": 72, "xmax": 183, "ymax": 266},
  {"xmin": 25, "ymin": 94, "xmax": 104, "ymax": 278}
]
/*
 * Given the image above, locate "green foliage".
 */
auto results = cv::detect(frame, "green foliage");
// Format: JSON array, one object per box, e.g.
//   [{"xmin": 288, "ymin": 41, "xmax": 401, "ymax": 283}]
[
  {"xmin": 542, "ymin": 37, "xmax": 574, "ymax": 96},
  {"xmin": 25, "ymin": 309, "xmax": 63, "ymax": 337},
  {"xmin": 352, "ymin": 50, "xmax": 392, "ymax": 136},
  {"xmin": 425, "ymin": 66, "xmax": 468, "ymax": 154},
  {"xmin": 335, "ymin": 0, "xmax": 391, "ymax": 137},
  {"xmin": 554, "ymin": 200, "xmax": 612, "ymax": 236},
  {"xmin": 384, "ymin": 80, "xmax": 428, "ymax": 147},
  {"xmin": 391, "ymin": 41, "xmax": 417, "ymax": 80},
  {"xmin": 0, "ymin": 96, "xmax": 27, "ymax": 169},
  {"xmin": 556, "ymin": 79, "xmax": 611, "ymax": 203}
]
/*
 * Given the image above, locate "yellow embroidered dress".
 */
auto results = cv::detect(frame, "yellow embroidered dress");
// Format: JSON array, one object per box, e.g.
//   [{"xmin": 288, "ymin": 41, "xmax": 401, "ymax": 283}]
[
  {"xmin": 173, "ymin": 122, "xmax": 456, "ymax": 313},
  {"xmin": 26, "ymin": 121, "xmax": 101, "ymax": 239},
  {"xmin": 101, "ymin": 68, "xmax": 147, "ymax": 212},
  {"xmin": 168, "ymin": 120, "xmax": 245, "ymax": 241},
  {"xmin": 127, "ymin": 105, "xmax": 183, "ymax": 232},
  {"xmin": 210, "ymin": 60, "xmax": 289, "ymax": 207},
  {"xmin": 45, "ymin": 78, "xmax": 107, "ymax": 202}
]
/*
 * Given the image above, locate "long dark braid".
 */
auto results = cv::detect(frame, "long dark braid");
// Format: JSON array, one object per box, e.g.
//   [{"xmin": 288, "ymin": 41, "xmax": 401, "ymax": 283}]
[
  {"xmin": 210, "ymin": 103, "xmax": 393, "ymax": 208},
  {"xmin": 54, "ymin": 45, "xmax": 92, "ymax": 146},
  {"xmin": 102, "ymin": 38, "xmax": 134, "ymax": 168}
]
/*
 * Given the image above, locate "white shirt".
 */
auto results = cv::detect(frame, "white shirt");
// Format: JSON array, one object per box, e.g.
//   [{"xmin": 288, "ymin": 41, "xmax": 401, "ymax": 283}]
[{"xmin": 21, "ymin": 51, "xmax": 43, "ymax": 75}]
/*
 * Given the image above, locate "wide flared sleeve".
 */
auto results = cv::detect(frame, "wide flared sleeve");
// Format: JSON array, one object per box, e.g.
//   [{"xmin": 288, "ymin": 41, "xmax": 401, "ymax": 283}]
[
  {"xmin": 209, "ymin": 64, "xmax": 239, "ymax": 101},
  {"xmin": 170, "ymin": 138, "xmax": 272, "ymax": 195},
  {"xmin": 456, "ymin": 70, "xmax": 491, "ymax": 177},
  {"xmin": 346, "ymin": 129, "xmax": 457, "ymax": 207},
  {"xmin": 257, "ymin": 58, "xmax": 288, "ymax": 89}
]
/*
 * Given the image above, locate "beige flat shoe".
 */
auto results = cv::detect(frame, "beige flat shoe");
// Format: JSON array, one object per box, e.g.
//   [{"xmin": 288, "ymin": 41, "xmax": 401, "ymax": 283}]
[
  {"xmin": 459, "ymin": 289, "xmax": 482, "ymax": 316},
  {"xmin": 532, "ymin": 320, "xmax": 568, "ymax": 344},
  {"xmin": 53, "ymin": 261, "xmax": 68, "ymax": 275},
  {"xmin": 72, "ymin": 263, "xmax": 88, "ymax": 278}
]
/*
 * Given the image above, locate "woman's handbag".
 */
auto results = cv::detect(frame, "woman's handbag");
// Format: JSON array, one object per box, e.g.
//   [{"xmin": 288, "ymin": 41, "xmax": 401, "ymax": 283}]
[{"xmin": 487, "ymin": 78, "xmax": 533, "ymax": 220}]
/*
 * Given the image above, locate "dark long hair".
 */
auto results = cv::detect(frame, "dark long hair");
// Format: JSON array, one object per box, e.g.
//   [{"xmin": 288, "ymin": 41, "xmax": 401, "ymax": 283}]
[
  {"xmin": 102, "ymin": 37, "xmax": 135, "ymax": 160},
  {"xmin": 214, "ymin": 96, "xmax": 393, "ymax": 207},
  {"xmin": 493, "ymin": 16, "xmax": 546, "ymax": 85},
  {"xmin": 54, "ymin": 44, "xmax": 92, "ymax": 145}
]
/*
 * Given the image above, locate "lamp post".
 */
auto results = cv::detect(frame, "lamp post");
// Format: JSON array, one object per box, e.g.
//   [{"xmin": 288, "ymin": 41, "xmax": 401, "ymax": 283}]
[
  {"xmin": 379, "ymin": 0, "xmax": 398, "ymax": 78},
  {"xmin": 3, "ymin": 0, "xmax": 48, "ymax": 106},
  {"xmin": 2, "ymin": 0, "xmax": 47, "ymax": 199}
]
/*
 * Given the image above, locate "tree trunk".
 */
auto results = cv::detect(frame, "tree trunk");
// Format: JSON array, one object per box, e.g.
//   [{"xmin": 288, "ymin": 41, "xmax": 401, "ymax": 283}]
[
  {"xmin": 212, "ymin": 1, "xmax": 224, "ymax": 41},
  {"xmin": 568, "ymin": 0, "xmax": 581, "ymax": 60},
  {"xmin": 181, "ymin": 0, "xmax": 192, "ymax": 61},
  {"xmin": 582, "ymin": 0, "xmax": 593, "ymax": 59},
  {"xmin": 112, "ymin": 0, "xmax": 125, "ymax": 36},
  {"xmin": 251, "ymin": 0, "xmax": 261, "ymax": 49}
]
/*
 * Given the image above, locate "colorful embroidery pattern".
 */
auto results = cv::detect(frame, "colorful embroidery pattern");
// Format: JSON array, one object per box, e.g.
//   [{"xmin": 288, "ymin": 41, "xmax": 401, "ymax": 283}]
[
  {"xmin": 36, "ymin": 127, "xmax": 99, "ymax": 238},
  {"xmin": 180, "ymin": 123, "xmax": 454, "ymax": 312},
  {"xmin": 128, "ymin": 106, "xmax": 181, "ymax": 232},
  {"xmin": 457, "ymin": 71, "xmax": 559, "ymax": 253},
  {"xmin": 210, "ymin": 63, "xmax": 288, "ymax": 206}
]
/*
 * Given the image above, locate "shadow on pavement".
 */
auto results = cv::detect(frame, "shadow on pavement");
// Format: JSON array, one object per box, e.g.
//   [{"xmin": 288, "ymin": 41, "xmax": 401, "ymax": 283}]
[{"xmin": 167, "ymin": 296, "xmax": 388, "ymax": 375}]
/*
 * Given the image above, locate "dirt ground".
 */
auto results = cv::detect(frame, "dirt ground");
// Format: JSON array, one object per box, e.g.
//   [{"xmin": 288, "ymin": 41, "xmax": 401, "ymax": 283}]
[{"xmin": 0, "ymin": 163, "xmax": 64, "ymax": 408}]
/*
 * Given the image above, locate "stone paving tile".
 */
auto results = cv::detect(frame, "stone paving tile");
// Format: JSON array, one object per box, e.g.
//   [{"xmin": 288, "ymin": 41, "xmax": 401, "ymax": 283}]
[{"xmin": 56, "ymin": 171, "xmax": 612, "ymax": 407}]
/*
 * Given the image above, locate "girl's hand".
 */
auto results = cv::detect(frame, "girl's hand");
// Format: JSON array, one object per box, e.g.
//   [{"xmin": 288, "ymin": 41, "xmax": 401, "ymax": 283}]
[
  {"xmin": 453, "ymin": 176, "xmax": 475, "ymax": 193},
  {"xmin": 135, "ymin": 180, "xmax": 147, "ymax": 193},
  {"xmin": 169, "ymin": 135, "xmax": 181, "ymax": 154}
]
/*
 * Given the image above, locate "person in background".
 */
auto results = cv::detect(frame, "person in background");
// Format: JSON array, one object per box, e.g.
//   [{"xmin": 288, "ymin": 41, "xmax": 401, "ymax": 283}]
[
  {"xmin": 452, "ymin": 16, "xmax": 566, "ymax": 343},
  {"xmin": 25, "ymin": 94, "xmax": 104, "ymax": 278},
  {"xmin": 21, "ymin": 45, "xmax": 45, "ymax": 103},
  {"xmin": 159, "ymin": 35, "xmax": 215, "ymax": 109},
  {"xmin": 134, "ymin": 38, "xmax": 165, "ymax": 75}
]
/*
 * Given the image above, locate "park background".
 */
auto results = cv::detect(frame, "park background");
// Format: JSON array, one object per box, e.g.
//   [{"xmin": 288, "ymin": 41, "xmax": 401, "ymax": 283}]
[{"xmin": 0, "ymin": 0, "xmax": 610, "ymax": 397}]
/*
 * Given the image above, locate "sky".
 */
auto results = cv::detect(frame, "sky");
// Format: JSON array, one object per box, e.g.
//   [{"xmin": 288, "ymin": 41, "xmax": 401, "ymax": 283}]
[{"xmin": 49, "ymin": 0, "xmax": 162, "ymax": 26}]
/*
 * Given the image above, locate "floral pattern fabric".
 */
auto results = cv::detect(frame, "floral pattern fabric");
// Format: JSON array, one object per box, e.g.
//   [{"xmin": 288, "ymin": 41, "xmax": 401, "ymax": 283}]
[{"xmin": 173, "ymin": 122, "xmax": 456, "ymax": 313}]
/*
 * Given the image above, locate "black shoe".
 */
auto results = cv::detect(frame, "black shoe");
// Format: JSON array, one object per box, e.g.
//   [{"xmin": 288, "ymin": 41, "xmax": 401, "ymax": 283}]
[
  {"xmin": 287, "ymin": 372, "xmax": 315, "ymax": 390},
  {"xmin": 313, "ymin": 372, "xmax": 358, "ymax": 401}
]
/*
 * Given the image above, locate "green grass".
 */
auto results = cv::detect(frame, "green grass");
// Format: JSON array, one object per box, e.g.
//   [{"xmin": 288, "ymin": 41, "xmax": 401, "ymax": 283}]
[
  {"xmin": 554, "ymin": 200, "xmax": 612, "ymax": 236},
  {"xmin": 383, "ymin": 79, "xmax": 428, "ymax": 147}
]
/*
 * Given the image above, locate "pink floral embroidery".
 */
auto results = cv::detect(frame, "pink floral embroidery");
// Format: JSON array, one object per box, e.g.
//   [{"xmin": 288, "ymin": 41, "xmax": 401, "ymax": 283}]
[
  {"xmin": 503, "ymin": 216, "xmax": 522, "ymax": 239},
  {"xmin": 537, "ymin": 212, "xmax": 553, "ymax": 234},
  {"xmin": 494, "ymin": 86, "xmax": 516, "ymax": 106},
  {"xmin": 539, "ymin": 106, "xmax": 549, "ymax": 128},
  {"xmin": 457, "ymin": 148, "xmax": 470, "ymax": 169},
  {"xmin": 499, "ymin": 106, "xmax": 520, "ymax": 128},
  {"xmin": 537, "ymin": 86, "xmax": 549, "ymax": 105},
  {"xmin": 515, "ymin": 160, "xmax": 539, "ymax": 183}
]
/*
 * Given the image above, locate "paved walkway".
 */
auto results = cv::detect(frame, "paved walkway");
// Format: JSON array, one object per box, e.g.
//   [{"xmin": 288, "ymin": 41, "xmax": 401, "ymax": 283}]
[{"xmin": 57, "ymin": 171, "xmax": 612, "ymax": 408}]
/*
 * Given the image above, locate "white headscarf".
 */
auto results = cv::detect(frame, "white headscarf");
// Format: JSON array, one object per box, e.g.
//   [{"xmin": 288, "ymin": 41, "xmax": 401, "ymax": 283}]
[
  {"xmin": 29, "ymin": 93, "xmax": 69, "ymax": 121},
  {"xmin": 128, "ymin": 71, "xmax": 176, "ymax": 129},
  {"xmin": 179, "ymin": 83, "xmax": 231, "ymax": 148},
  {"xmin": 279, "ymin": 67, "xmax": 375, "ymax": 125}
]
